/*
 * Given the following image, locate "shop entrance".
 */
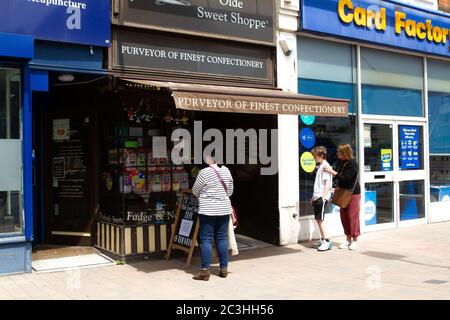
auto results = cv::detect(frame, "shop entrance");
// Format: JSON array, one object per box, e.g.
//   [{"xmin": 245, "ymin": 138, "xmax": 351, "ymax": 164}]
[
  {"xmin": 33, "ymin": 74, "xmax": 103, "ymax": 247},
  {"xmin": 361, "ymin": 119, "xmax": 428, "ymax": 231},
  {"xmin": 44, "ymin": 112, "xmax": 94, "ymax": 245}
]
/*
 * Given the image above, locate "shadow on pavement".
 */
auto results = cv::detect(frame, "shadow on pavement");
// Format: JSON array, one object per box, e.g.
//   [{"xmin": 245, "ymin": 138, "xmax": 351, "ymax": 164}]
[
  {"xmin": 360, "ymin": 251, "xmax": 450, "ymax": 270},
  {"xmin": 126, "ymin": 245, "xmax": 304, "ymax": 276}
]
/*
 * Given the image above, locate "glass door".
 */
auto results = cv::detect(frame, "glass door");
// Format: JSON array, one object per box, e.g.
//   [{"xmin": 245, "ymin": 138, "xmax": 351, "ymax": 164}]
[
  {"xmin": 396, "ymin": 122, "xmax": 427, "ymax": 227},
  {"xmin": 363, "ymin": 121, "xmax": 396, "ymax": 230},
  {"xmin": 362, "ymin": 120, "xmax": 427, "ymax": 231}
]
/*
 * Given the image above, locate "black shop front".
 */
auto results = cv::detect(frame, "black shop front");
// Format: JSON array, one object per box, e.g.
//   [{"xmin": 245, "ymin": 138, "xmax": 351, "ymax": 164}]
[{"xmin": 33, "ymin": 1, "xmax": 348, "ymax": 260}]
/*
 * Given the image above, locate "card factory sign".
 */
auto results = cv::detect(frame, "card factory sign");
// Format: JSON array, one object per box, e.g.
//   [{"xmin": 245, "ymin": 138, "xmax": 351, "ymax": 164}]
[
  {"xmin": 113, "ymin": 30, "xmax": 273, "ymax": 82},
  {"xmin": 115, "ymin": 0, "xmax": 275, "ymax": 44}
]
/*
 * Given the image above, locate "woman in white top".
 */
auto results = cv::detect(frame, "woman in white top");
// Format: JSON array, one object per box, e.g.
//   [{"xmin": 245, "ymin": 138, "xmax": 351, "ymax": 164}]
[{"xmin": 192, "ymin": 155, "xmax": 234, "ymax": 281}]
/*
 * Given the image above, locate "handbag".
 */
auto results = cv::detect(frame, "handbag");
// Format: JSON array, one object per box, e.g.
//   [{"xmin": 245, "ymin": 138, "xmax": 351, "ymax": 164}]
[
  {"xmin": 210, "ymin": 166, "xmax": 238, "ymax": 227},
  {"xmin": 331, "ymin": 162, "xmax": 358, "ymax": 209}
]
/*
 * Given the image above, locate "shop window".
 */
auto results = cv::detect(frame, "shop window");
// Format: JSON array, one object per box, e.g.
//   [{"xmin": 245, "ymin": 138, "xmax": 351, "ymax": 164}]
[
  {"xmin": 297, "ymin": 37, "xmax": 357, "ymax": 216},
  {"xmin": 0, "ymin": 68, "xmax": 23, "ymax": 235},
  {"xmin": 297, "ymin": 37, "xmax": 357, "ymax": 113},
  {"xmin": 98, "ymin": 84, "xmax": 192, "ymax": 227},
  {"xmin": 298, "ymin": 116, "xmax": 357, "ymax": 216},
  {"xmin": 428, "ymin": 59, "xmax": 450, "ymax": 204},
  {"xmin": 361, "ymin": 48, "xmax": 424, "ymax": 117}
]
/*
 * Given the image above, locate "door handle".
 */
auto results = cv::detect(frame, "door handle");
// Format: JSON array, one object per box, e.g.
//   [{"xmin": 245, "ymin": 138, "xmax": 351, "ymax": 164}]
[{"xmin": 374, "ymin": 175, "xmax": 385, "ymax": 179}]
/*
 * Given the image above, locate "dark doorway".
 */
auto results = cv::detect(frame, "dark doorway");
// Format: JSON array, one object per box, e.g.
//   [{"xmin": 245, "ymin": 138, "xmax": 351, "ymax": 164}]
[{"xmin": 33, "ymin": 73, "xmax": 106, "ymax": 246}]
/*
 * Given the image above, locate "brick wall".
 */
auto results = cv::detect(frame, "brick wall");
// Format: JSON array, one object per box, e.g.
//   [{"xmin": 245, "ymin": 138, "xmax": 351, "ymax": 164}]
[{"xmin": 439, "ymin": 0, "xmax": 450, "ymax": 12}]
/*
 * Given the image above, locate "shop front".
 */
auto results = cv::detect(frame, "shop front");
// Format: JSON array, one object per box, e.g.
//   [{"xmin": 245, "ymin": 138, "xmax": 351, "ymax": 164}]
[
  {"xmin": 28, "ymin": 0, "xmax": 111, "ymax": 249},
  {"xmin": 297, "ymin": 0, "xmax": 450, "ymax": 235},
  {"xmin": 83, "ymin": 0, "xmax": 348, "ymax": 259},
  {"xmin": 0, "ymin": 0, "xmax": 110, "ymax": 275}
]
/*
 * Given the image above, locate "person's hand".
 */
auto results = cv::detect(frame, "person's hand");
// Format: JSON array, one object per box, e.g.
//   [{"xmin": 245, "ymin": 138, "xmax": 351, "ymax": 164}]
[{"xmin": 309, "ymin": 197, "xmax": 314, "ymax": 205}]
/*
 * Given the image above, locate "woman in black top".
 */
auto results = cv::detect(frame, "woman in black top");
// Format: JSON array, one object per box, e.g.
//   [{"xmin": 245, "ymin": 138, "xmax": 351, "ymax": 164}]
[{"xmin": 324, "ymin": 144, "xmax": 361, "ymax": 250}]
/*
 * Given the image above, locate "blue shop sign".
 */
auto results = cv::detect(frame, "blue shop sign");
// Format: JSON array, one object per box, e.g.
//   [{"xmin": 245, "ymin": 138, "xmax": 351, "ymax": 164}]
[
  {"xmin": 300, "ymin": 0, "xmax": 450, "ymax": 57},
  {"xmin": 399, "ymin": 125, "xmax": 420, "ymax": 170},
  {"xmin": 0, "ymin": 0, "xmax": 110, "ymax": 47}
]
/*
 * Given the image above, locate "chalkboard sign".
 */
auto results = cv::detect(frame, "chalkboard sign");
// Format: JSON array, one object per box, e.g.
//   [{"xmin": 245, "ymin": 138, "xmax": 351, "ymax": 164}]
[{"xmin": 166, "ymin": 191, "xmax": 199, "ymax": 267}]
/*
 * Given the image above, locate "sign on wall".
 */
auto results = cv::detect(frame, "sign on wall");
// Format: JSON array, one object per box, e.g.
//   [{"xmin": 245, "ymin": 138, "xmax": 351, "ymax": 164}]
[
  {"xmin": 112, "ymin": 30, "xmax": 274, "ymax": 83},
  {"xmin": 0, "ymin": 0, "xmax": 110, "ymax": 47},
  {"xmin": 115, "ymin": 0, "xmax": 275, "ymax": 45},
  {"xmin": 301, "ymin": 0, "xmax": 450, "ymax": 57}
]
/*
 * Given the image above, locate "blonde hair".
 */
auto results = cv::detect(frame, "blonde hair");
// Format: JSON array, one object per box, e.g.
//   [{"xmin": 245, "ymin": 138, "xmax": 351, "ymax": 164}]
[
  {"xmin": 311, "ymin": 146, "xmax": 327, "ymax": 159},
  {"xmin": 337, "ymin": 144, "xmax": 354, "ymax": 160}
]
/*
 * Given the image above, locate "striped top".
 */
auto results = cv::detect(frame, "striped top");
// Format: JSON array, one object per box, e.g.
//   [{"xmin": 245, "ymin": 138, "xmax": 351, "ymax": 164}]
[{"xmin": 192, "ymin": 165, "xmax": 234, "ymax": 216}]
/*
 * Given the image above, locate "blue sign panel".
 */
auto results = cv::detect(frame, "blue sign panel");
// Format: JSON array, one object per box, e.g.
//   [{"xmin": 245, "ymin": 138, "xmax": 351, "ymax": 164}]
[
  {"xmin": 0, "ymin": 32, "xmax": 34, "ymax": 59},
  {"xmin": 364, "ymin": 190, "xmax": 377, "ymax": 225},
  {"xmin": 399, "ymin": 125, "xmax": 420, "ymax": 170},
  {"xmin": 301, "ymin": 0, "xmax": 450, "ymax": 57},
  {"xmin": 300, "ymin": 128, "xmax": 316, "ymax": 149},
  {"xmin": 0, "ymin": 0, "xmax": 110, "ymax": 47}
]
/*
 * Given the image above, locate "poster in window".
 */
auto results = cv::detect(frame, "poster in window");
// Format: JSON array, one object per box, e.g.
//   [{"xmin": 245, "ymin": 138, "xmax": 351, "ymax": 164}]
[
  {"xmin": 53, "ymin": 119, "xmax": 70, "ymax": 140},
  {"xmin": 399, "ymin": 126, "xmax": 421, "ymax": 170}
]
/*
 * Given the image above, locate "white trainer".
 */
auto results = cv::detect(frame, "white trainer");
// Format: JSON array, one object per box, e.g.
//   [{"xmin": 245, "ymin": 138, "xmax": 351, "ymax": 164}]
[
  {"xmin": 349, "ymin": 241, "xmax": 359, "ymax": 250},
  {"xmin": 339, "ymin": 240, "xmax": 350, "ymax": 249},
  {"xmin": 318, "ymin": 240, "xmax": 333, "ymax": 251}
]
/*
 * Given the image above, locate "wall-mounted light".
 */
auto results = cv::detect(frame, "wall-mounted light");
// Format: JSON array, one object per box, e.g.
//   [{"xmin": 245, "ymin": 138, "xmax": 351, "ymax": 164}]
[{"xmin": 58, "ymin": 74, "xmax": 75, "ymax": 82}]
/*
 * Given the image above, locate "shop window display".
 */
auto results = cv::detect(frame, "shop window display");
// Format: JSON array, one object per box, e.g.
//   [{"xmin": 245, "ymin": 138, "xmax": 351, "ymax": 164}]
[
  {"xmin": 98, "ymin": 82, "xmax": 194, "ymax": 228},
  {"xmin": 95, "ymin": 80, "xmax": 280, "ymax": 251}
]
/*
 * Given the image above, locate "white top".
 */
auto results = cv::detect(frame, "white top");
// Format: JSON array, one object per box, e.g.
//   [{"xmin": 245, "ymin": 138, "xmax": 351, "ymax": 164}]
[
  {"xmin": 313, "ymin": 160, "xmax": 333, "ymax": 201},
  {"xmin": 192, "ymin": 165, "xmax": 234, "ymax": 216}
]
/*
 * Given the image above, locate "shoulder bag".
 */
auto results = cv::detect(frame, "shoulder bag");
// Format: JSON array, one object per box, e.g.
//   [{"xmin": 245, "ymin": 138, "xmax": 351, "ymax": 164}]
[
  {"xmin": 331, "ymin": 162, "xmax": 358, "ymax": 209},
  {"xmin": 210, "ymin": 166, "xmax": 238, "ymax": 227}
]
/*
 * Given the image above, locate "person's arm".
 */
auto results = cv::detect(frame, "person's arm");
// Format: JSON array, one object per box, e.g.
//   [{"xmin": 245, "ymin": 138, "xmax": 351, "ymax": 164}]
[
  {"xmin": 226, "ymin": 170, "xmax": 234, "ymax": 197},
  {"xmin": 192, "ymin": 170, "xmax": 205, "ymax": 198},
  {"xmin": 323, "ymin": 163, "xmax": 338, "ymax": 176}
]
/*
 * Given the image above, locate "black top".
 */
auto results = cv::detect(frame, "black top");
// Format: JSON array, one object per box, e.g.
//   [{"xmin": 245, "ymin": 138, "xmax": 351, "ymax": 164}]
[{"xmin": 334, "ymin": 159, "xmax": 361, "ymax": 195}]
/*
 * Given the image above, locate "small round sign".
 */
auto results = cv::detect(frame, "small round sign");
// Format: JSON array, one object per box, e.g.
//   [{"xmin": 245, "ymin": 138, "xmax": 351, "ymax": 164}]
[
  {"xmin": 300, "ymin": 128, "xmax": 316, "ymax": 149},
  {"xmin": 300, "ymin": 115, "xmax": 316, "ymax": 126},
  {"xmin": 300, "ymin": 152, "xmax": 316, "ymax": 173}
]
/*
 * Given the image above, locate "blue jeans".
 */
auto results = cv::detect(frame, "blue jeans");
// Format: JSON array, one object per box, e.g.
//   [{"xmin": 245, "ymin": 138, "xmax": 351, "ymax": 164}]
[{"xmin": 199, "ymin": 214, "xmax": 229, "ymax": 269}]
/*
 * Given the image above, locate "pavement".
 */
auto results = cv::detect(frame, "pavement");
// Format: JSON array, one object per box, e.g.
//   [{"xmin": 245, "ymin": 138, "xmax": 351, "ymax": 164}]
[{"xmin": 1, "ymin": 221, "xmax": 450, "ymax": 300}]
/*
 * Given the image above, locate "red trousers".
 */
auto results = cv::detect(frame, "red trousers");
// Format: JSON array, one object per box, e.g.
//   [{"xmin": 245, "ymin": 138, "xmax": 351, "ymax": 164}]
[{"xmin": 340, "ymin": 194, "xmax": 361, "ymax": 238}]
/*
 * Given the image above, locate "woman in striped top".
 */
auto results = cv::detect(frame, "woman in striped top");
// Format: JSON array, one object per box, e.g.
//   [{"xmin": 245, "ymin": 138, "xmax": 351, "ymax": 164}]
[{"xmin": 192, "ymin": 155, "xmax": 234, "ymax": 281}]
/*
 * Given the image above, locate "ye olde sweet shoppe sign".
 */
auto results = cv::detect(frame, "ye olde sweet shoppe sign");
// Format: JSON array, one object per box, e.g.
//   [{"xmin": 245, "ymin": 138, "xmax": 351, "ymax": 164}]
[{"xmin": 114, "ymin": 0, "xmax": 275, "ymax": 45}]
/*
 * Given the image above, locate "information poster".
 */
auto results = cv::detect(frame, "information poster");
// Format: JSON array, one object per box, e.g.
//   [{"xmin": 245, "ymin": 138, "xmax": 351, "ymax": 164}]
[
  {"xmin": 381, "ymin": 149, "xmax": 392, "ymax": 172},
  {"xmin": 399, "ymin": 126, "xmax": 421, "ymax": 170}
]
